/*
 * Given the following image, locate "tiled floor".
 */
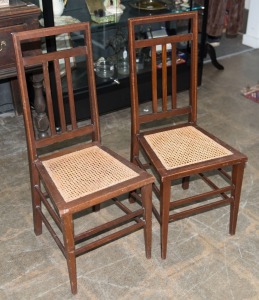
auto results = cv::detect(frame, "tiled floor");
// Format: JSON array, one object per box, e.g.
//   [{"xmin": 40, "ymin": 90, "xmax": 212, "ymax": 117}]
[{"xmin": 1, "ymin": 49, "xmax": 259, "ymax": 299}]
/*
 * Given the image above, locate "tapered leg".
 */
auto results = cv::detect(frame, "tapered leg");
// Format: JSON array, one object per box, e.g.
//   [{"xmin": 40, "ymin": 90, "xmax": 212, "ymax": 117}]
[
  {"xmin": 160, "ymin": 180, "xmax": 171, "ymax": 259},
  {"xmin": 62, "ymin": 214, "xmax": 77, "ymax": 294},
  {"xmin": 229, "ymin": 163, "xmax": 245, "ymax": 235},
  {"xmin": 141, "ymin": 184, "xmax": 152, "ymax": 259}
]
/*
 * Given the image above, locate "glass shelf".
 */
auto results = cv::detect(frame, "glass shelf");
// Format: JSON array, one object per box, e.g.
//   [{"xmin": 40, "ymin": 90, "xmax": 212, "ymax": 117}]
[{"xmin": 63, "ymin": 1, "xmax": 204, "ymax": 31}]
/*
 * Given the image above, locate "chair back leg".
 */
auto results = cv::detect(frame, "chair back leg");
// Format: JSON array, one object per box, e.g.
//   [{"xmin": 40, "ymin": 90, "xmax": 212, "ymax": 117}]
[{"xmin": 31, "ymin": 172, "xmax": 42, "ymax": 236}]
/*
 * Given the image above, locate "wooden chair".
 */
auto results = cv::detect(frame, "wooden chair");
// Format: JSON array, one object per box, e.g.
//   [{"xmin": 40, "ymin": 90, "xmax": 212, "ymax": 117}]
[
  {"xmin": 12, "ymin": 23, "xmax": 154, "ymax": 294},
  {"xmin": 128, "ymin": 11, "xmax": 247, "ymax": 259}
]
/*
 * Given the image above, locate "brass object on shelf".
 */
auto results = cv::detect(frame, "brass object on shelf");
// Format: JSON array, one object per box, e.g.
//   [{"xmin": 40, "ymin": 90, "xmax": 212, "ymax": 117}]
[{"xmin": 130, "ymin": 0, "xmax": 168, "ymax": 11}]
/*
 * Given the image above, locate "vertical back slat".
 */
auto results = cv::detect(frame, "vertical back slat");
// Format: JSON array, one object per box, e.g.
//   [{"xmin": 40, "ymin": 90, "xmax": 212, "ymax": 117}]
[
  {"xmin": 43, "ymin": 62, "xmax": 56, "ymax": 135},
  {"xmin": 161, "ymin": 44, "xmax": 168, "ymax": 111},
  {"xmin": 54, "ymin": 58, "xmax": 66, "ymax": 132},
  {"xmin": 65, "ymin": 57, "xmax": 77, "ymax": 130},
  {"xmin": 171, "ymin": 43, "xmax": 177, "ymax": 109},
  {"xmin": 151, "ymin": 46, "xmax": 158, "ymax": 113}
]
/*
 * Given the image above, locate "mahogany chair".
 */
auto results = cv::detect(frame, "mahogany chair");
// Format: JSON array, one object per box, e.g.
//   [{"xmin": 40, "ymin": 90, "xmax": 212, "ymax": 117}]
[
  {"xmin": 128, "ymin": 11, "xmax": 247, "ymax": 259},
  {"xmin": 12, "ymin": 23, "xmax": 154, "ymax": 294}
]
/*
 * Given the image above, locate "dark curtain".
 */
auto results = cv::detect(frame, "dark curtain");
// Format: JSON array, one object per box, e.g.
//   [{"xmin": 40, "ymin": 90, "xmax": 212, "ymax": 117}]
[{"xmin": 197, "ymin": 0, "xmax": 245, "ymax": 37}]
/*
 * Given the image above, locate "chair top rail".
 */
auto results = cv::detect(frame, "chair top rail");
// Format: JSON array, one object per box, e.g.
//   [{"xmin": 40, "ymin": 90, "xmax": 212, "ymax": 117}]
[
  {"xmin": 128, "ymin": 11, "xmax": 198, "ymax": 27},
  {"xmin": 12, "ymin": 22, "xmax": 90, "ymax": 41}
]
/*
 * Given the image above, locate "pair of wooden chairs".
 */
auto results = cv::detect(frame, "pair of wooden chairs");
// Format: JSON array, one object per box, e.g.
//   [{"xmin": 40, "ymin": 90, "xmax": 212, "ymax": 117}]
[{"xmin": 13, "ymin": 11, "xmax": 247, "ymax": 294}]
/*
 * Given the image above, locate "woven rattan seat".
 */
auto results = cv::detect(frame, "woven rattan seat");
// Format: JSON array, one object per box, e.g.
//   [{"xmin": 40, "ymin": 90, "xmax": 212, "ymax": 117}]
[
  {"xmin": 128, "ymin": 12, "xmax": 247, "ymax": 259},
  {"xmin": 144, "ymin": 126, "xmax": 232, "ymax": 170},
  {"xmin": 43, "ymin": 146, "xmax": 139, "ymax": 202},
  {"xmin": 13, "ymin": 22, "xmax": 154, "ymax": 295}
]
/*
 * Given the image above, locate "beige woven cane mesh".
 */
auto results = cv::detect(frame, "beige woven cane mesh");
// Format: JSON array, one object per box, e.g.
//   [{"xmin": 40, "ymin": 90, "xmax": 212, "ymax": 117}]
[
  {"xmin": 144, "ymin": 126, "xmax": 232, "ymax": 170},
  {"xmin": 42, "ymin": 146, "xmax": 139, "ymax": 202}
]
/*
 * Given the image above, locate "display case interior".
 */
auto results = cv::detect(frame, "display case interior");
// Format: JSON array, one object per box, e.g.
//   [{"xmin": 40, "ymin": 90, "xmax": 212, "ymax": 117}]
[{"xmin": 37, "ymin": 0, "xmax": 206, "ymax": 121}]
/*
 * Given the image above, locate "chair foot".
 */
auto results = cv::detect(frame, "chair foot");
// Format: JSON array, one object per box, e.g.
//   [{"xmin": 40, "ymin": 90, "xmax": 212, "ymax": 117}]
[
  {"xmin": 161, "ymin": 233, "xmax": 168, "ymax": 259},
  {"xmin": 66, "ymin": 251, "xmax": 77, "ymax": 294},
  {"xmin": 33, "ymin": 207, "xmax": 42, "ymax": 236},
  {"xmin": 34, "ymin": 228, "xmax": 42, "ymax": 236},
  {"xmin": 62, "ymin": 214, "xmax": 77, "ymax": 294},
  {"xmin": 70, "ymin": 283, "xmax": 78, "ymax": 295},
  {"xmin": 161, "ymin": 251, "xmax": 167, "ymax": 260}
]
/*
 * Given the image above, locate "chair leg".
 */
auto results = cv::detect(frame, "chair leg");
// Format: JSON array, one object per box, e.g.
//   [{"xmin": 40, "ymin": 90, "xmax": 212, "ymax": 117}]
[
  {"xmin": 32, "ymin": 174, "xmax": 42, "ymax": 236},
  {"xmin": 182, "ymin": 176, "xmax": 190, "ymax": 190},
  {"xmin": 129, "ymin": 191, "xmax": 136, "ymax": 203},
  {"xmin": 229, "ymin": 163, "xmax": 245, "ymax": 235},
  {"xmin": 62, "ymin": 214, "xmax": 77, "ymax": 295},
  {"xmin": 160, "ymin": 180, "xmax": 171, "ymax": 259},
  {"xmin": 92, "ymin": 204, "xmax": 100, "ymax": 212},
  {"xmin": 141, "ymin": 184, "xmax": 152, "ymax": 259},
  {"xmin": 32, "ymin": 189, "xmax": 42, "ymax": 235}
]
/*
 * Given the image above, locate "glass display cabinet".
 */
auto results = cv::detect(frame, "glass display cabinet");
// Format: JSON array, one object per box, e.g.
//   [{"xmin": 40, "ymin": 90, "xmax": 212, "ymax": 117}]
[{"xmin": 39, "ymin": 0, "xmax": 208, "ymax": 121}]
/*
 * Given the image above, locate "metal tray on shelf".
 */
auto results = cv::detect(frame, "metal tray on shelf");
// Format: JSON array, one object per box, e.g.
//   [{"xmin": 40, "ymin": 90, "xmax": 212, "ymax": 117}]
[{"xmin": 129, "ymin": 0, "xmax": 168, "ymax": 11}]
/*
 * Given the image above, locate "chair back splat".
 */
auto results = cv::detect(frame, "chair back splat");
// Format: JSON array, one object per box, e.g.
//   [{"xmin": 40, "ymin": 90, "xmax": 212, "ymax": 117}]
[
  {"xmin": 128, "ymin": 12, "xmax": 198, "ymax": 146},
  {"xmin": 128, "ymin": 12, "xmax": 247, "ymax": 259},
  {"xmin": 13, "ymin": 22, "xmax": 154, "ymax": 294},
  {"xmin": 13, "ymin": 23, "xmax": 100, "ymax": 153}
]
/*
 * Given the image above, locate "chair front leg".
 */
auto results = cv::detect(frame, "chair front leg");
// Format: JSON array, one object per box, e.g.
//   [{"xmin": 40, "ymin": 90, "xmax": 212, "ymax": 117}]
[
  {"xmin": 229, "ymin": 162, "xmax": 245, "ymax": 235},
  {"xmin": 62, "ymin": 213, "xmax": 77, "ymax": 295},
  {"xmin": 160, "ymin": 180, "xmax": 171, "ymax": 259},
  {"xmin": 141, "ymin": 184, "xmax": 152, "ymax": 259}
]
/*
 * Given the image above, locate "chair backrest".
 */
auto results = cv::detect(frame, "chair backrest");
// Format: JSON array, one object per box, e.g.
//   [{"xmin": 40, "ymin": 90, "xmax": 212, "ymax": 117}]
[
  {"xmin": 12, "ymin": 22, "xmax": 100, "ymax": 157},
  {"xmin": 128, "ymin": 11, "xmax": 199, "ymax": 132}
]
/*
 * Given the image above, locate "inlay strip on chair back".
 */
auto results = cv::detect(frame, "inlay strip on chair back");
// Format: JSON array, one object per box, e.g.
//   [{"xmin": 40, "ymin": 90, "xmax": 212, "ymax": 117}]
[
  {"xmin": 128, "ymin": 12, "xmax": 199, "ymax": 127},
  {"xmin": 13, "ymin": 23, "xmax": 100, "ymax": 150}
]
